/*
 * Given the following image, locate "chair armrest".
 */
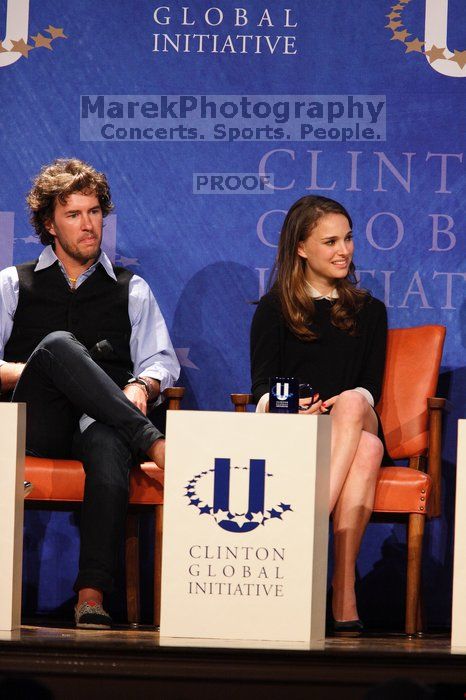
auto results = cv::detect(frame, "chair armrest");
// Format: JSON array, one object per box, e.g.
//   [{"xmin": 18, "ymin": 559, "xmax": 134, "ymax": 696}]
[
  {"xmin": 428, "ymin": 397, "xmax": 451, "ymax": 412},
  {"xmin": 230, "ymin": 393, "xmax": 254, "ymax": 412},
  {"xmin": 163, "ymin": 387, "xmax": 185, "ymax": 411}
]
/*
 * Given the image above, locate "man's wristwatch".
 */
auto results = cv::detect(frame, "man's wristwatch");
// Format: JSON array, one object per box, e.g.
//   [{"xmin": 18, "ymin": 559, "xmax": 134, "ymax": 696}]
[{"xmin": 125, "ymin": 377, "xmax": 150, "ymax": 400}]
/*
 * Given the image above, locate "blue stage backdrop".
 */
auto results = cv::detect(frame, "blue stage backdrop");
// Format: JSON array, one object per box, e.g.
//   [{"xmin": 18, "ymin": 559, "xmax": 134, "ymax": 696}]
[{"xmin": 0, "ymin": 0, "xmax": 464, "ymax": 627}]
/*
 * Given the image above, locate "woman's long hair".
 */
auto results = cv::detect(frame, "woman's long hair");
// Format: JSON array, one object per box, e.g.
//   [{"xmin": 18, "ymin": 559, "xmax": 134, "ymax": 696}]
[{"xmin": 270, "ymin": 195, "xmax": 368, "ymax": 341}]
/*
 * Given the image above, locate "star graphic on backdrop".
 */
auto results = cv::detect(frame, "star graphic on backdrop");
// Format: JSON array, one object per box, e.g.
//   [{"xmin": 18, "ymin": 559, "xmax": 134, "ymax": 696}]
[
  {"xmin": 391, "ymin": 29, "xmax": 410, "ymax": 42},
  {"xmin": 405, "ymin": 38, "xmax": 424, "ymax": 53},
  {"xmin": 45, "ymin": 26, "xmax": 67, "ymax": 40},
  {"xmin": 234, "ymin": 513, "xmax": 250, "ymax": 527},
  {"xmin": 10, "ymin": 38, "xmax": 34, "ymax": 58},
  {"xmin": 31, "ymin": 33, "xmax": 53, "ymax": 50},
  {"xmin": 0, "ymin": 42, "xmax": 7, "ymax": 53},
  {"xmin": 424, "ymin": 45, "xmax": 446, "ymax": 63},
  {"xmin": 385, "ymin": 20, "xmax": 402, "ymax": 30},
  {"xmin": 386, "ymin": 0, "xmax": 465, "ymax": 70},
  {"xmin": 175, "ymin": 347, "xmax": 199, "ymax": 370},
  {"xmin": 451, "ymin": 50, "xmax": 466, "ymax": 69},
  {"xmin": 17, "ymin": 235, "xmax": 39, "ymax": 244},
  {"xmin": 189, "ymin": 498, "xmax": 200, "ymax": 507},
  {"xmin": 199, "ymin": 505, "xmax": 211, "ymax": 515}
]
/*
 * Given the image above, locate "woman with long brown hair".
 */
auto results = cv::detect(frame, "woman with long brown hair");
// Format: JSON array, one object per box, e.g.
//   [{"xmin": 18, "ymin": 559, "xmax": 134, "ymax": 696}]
[{"xmin": 250, "ymin": 195, "xmax": 387, "ymax": 632}]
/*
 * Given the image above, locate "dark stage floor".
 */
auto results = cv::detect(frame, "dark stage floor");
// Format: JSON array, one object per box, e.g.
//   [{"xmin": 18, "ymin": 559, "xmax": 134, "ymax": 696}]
[{"xmin": 0, "ymin": 625, "xmax": 465, "ymax": 699}]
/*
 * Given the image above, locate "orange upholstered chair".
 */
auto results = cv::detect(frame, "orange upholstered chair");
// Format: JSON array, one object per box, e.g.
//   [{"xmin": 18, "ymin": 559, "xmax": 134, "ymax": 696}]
[
  {"xmin": 24, "ymin": 386, "xmax": 185, "ymax": 627},
  {"xmin": 231, "ymin": 325, "xmax": 446, "ymax": 636}
]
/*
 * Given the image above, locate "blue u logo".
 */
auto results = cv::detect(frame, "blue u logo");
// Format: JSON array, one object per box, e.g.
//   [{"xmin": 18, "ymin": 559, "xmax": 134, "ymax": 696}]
[{"xmin": 213, "ymin": 458, "xmax": 265, "ymax": 533}]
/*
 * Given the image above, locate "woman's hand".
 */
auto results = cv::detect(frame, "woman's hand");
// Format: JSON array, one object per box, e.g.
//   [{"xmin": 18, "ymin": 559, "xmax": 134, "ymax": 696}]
[
  {"xmin": 322, "ymin": 394, "xmax": 339, "ymax": 410},
  {"xmin": 298, "ymin": 393, "xmax": 327, "ymax": 414}
]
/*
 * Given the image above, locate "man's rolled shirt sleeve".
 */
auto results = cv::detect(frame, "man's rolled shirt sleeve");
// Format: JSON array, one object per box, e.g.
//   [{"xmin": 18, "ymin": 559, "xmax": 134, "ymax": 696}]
[
  {"xmin": 128, "ymin": 275, "xmax": 180, "ymax": 402},
  {"xmin": 0, "ymin": 266, "xmax": 19, "ymax": 370}
]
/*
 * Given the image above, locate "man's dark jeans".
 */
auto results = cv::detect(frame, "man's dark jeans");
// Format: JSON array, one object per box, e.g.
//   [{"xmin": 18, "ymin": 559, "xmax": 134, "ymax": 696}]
[{"xmin": 12, "ymin": 331, "xmax": 163, "ymax": 594}]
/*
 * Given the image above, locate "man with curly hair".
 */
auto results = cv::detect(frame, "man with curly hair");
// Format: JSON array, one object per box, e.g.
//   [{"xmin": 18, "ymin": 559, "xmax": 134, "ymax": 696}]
[{"xmin": 0, "ymin": 158, "xmax": 180, "ymax": 628}]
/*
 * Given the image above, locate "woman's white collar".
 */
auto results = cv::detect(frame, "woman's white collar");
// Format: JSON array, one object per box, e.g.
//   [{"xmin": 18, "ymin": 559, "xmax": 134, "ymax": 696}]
[{"xmin": 306, "ymin": 282, "xmax": 339, "ymax": 300}]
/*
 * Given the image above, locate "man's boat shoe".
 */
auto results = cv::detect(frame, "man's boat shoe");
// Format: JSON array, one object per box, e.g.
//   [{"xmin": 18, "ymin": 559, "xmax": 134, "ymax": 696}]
[{"xmin": 74, "ymin": 600, "xmax": 112, "ymax": 629}]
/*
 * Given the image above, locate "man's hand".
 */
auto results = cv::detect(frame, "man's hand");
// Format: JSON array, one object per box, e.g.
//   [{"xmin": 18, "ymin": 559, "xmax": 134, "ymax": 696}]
[
  {"xmin": 0, "ymin": 362, "xmax": 25, "ymax": 392},
  {"xmin": 141, "ymin": 377, "xmax": 161, "ymax": 403},
  {"xmin": 123, "ymin": 377, "xmax": 161, "ymax": 414},
  {"xmin": 146, "ymin": 437, "xmax": 165, "ymax": 469},
  {"xmin": 123, "ymin": 383, "xmax": 148, "ymax": 415}
]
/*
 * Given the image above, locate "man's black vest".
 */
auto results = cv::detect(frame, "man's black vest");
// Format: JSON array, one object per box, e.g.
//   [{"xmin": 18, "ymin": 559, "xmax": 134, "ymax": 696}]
[{"xmin": 4, "ymin": 260, "xmax": 134, "ymax": 388}]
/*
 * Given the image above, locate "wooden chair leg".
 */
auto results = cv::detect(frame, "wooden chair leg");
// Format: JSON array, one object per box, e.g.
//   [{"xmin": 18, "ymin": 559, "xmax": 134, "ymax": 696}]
[
  {"xmin": 416, "ymin": 592, "xmax": 425, "ymax": 635},
  {"xmin": 125, "ymin": 511, "xmax": 140, "ymax": 625},
  {"xmin": 154, "ymin": 504, "xmax": 163, "ymax": 628},
  {"xmin": 405, "ymin": 513, "xmax": 425, "ymax": 635}
]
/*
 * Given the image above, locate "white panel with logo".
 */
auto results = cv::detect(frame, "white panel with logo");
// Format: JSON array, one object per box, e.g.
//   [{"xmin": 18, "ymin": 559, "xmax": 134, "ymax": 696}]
[
  {"xmin": 160, "ymin": 411, "xmax": 331, "ymax": 645},
  {"xmin": 0, "ymin": 403, "xmax": 26, "ymax": 631},
  {"xmin": 452, "ymin": 419, "xmax": 466, "ymax": 651}
]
